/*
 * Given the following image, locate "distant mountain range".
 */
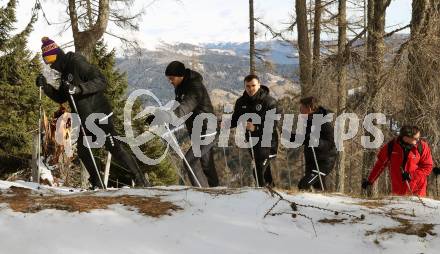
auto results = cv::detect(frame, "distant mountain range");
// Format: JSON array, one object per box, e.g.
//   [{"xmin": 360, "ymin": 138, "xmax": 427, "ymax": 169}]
[
  {"xmin": 116, "ymin": 40, "xmax": 300, "ymax": 106},
  {"xmin": 115, "ymin": 34, "xmax": 409, "ymax": 106},
  {"xmin": 203, "ymin": 40, "xmax": 299, "ymax": 65}
]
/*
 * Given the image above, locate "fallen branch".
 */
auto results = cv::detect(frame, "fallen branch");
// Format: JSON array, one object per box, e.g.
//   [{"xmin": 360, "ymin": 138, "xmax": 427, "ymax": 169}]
[
  {"xmin": 268, "ymin": 211, "xmax": 317, "ymax": 237},
  {"xmin": 265, "ymin": 186, "xmax": 366, "ymax": 220}
]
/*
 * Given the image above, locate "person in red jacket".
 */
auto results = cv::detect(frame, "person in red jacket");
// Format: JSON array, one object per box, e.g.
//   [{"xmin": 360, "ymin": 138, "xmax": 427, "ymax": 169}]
[{"xmin": 362, "ymin": 125, "xmax": 433, "ymax": 196}]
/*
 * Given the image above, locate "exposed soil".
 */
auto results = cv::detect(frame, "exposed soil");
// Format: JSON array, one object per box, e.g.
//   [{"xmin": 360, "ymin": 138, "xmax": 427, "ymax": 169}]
[
  {"xmin": 0, "ymin": 186, "xmax": 182, "ymax": 217},
  {"xmin": 378, "ymin": 216, "xmax": 437, "ymax": 238}
]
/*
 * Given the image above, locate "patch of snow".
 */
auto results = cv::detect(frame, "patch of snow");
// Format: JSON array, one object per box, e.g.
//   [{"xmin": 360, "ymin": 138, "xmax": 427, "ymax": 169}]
[
  {"xmin": 174, "ymin": 46, "xmax": 206, "ymax": 57},
  {"xmin": 266, "ymin": 73, "xmax": 284, "ymax": 83},
  {"xmin": 38, "ymin": 158, "xmax": 54, "ymax": 186},
  {"xmin": 348, "ymin": 86, "xmax": 364, "ymax": 96},
  {"xmin": 208, "ymin": 48, "xmax": 237, "ymax": 56}
]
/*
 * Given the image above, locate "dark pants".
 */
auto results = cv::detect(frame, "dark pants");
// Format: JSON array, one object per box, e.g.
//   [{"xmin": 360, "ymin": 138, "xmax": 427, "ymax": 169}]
[
  {"xmin": 77, "ymin": 116, "xmax": 149, "ymax": 188},
  {"xmin": 249, "ymin": 147, "xmax": 274, "ymax": 187},
  {"xmin": 298, "ymin": 150, "xmax": 336, "ymax": 191},
  {"xmin": 184, "ymin": 141, "xmax": 219, "ymax": 187}
]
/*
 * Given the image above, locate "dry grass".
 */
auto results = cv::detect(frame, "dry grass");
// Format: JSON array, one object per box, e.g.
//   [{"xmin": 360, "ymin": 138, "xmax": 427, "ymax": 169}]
[
  {"xmin": 356, "ymin": 200, "xmax": 389, "ymax": 209},
  {"xmin": 0, "ymin": 186, "xmax": 182, "ymax": 217},
  {"xmin": 195, "ymin": 188, "xmax": 245, "ymax": 196},
  {"xmin": 378, "ymin": 217, "xmax": 437, "ymax": 238}
]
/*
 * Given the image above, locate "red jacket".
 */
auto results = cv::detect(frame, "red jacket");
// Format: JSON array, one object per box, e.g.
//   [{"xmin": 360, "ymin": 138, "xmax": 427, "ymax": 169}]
[{"xmin": 368, "ymin": 139, "xmax": 433, "ymax": 196}]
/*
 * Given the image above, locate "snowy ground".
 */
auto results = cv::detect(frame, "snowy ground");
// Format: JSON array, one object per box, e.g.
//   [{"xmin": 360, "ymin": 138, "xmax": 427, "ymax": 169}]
[{"xmin": 0, "ymin": 180, "xmax": 439, "ymax": 254}]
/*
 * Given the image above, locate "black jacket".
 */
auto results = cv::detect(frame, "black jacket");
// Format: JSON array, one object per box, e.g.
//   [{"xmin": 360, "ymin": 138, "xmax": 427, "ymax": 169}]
[
  {"xmin": 42, "ymin": 51, "xmax": 112, "ymax": 121},
  {"xmin": 230, "ymin": 86, "xmax": 280, "ymax": 154},
  {"xmin": 294, "ymin": 106, "xmax": 337, "ymax": 162},
  {"xmin": 173, "ymin": 69, "xmax": 215, "ymax": 136}
]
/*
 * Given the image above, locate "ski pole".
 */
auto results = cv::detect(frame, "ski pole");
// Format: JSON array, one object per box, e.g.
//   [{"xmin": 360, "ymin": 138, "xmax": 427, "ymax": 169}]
[
  {"xmin": 311, "ymin": 146, "xmax": 325, "ymax": 191},
  {"xmin": 144, "ymin": 93, "xmax": 200, "ymax": 187},
  {"xmin": 37, "ymin": 86, "xmax": 42, "ymax": 184},
  {"xmin": 400, "ymin": 167, "xmax": 426, "ymax": 206},
  {"xmin": 164, "ymin": 124, "xmax": 202, "ymax": 188},
  {"xmin": 152, "ymin": 126, "xmax": 188, "ymax": 186},
  {"xmin": 248, "ymin": 130, "xmax": 259, "ymax": 187},
  {"xmin": 68, "ymin": 93, "xmax": 106, "ymax": 190}
]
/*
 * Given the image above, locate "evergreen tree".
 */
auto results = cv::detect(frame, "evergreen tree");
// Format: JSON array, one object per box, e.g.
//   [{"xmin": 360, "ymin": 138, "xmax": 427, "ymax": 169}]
[{"xmin": 0, "ymin": 1, "xmax": 54, "ymax": 166}]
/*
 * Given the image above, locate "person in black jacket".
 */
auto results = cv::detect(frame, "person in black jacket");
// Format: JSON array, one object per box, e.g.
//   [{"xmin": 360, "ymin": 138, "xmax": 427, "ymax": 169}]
[
  {"xmin": 230, "ymin": 74, "xmax": 279, "ymax": 187},
  {"xmin": 292, "ymin": 96, "xmax": 337, "ymax": 191},
  {"xmin": 148, "ymin": 61, "xmax": 219, "ymax": 187},
  {"xmin": 36, "ymin": 37, "xmax": 149, "ymax": 188}
]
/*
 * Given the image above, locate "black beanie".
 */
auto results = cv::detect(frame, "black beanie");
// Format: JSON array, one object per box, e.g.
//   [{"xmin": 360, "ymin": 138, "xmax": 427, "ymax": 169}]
[{"xmin": 165, "ymin": 61, "xmax": 186, "ymax": 77}]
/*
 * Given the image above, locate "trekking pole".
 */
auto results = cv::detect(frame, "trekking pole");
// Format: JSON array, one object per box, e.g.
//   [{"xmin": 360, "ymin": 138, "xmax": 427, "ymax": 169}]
[
  {"xmin": 248, "ymin": 130, "xmax": 259, "ymax": 187},
  {"xmin": 164, "ymin": 124, "xmax": 202, "ymax": 188},
  {"xmin": 145, "ymin": 94, "xmax": 201, "ymax": 187},
  {"xmin": 37, "ymin": 86, "xmax": 42, "ymax": 184},
  {"xmin": 153, "ymin": 125, "xmax": 189, "ymax": 186},
  {"xmin": 400, "ymin": 166, "xmax": 427, "ymax": 207},
  {"xmin": 311, "ymin": 146, "xmax": 325, "ymax": 191},
  {"xmin": 68, "ymin": 93, "xmax": 106, "ymax": 190}
]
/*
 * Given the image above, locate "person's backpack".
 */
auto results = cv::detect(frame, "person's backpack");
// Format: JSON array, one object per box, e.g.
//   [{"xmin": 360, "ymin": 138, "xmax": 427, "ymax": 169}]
[{"xmin": 387, "ymin": 139, "xmax": 423, "ymax": 160}]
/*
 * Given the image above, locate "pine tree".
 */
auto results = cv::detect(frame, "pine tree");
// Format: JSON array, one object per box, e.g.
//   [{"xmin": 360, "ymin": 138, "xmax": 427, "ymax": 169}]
[{"xmin": 0, "ymin": 1, "xmax": 55, "ymax": 170}]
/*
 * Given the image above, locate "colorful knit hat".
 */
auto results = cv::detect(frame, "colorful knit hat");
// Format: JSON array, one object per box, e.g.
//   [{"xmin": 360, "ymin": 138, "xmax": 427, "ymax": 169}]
[{"xmin": 41, "ymin": 37, "xmax": 61, "ymax": 64}]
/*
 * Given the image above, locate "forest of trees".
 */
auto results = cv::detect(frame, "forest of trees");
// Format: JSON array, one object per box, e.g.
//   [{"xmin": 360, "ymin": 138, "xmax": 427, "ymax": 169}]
[
  {"xmin": 248, "ymin": 0, "xmax": 440, "ymax": 197},
  {"xmin": 1, "ymin": 0, "xmax": 440, "ymax": 198}
]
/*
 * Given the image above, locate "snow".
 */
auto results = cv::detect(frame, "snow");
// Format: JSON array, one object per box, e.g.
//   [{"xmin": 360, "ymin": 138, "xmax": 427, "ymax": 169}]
[
  {"xmin": 208, "ymin": 48, "xmax": 237, "ymax": 56},
  {"xmin": 0, "ymin": 180, "xmax": 439, "ymax": 254},
  {"xmin": 175, "ymin": 48, "xmax": 205, "ymax": 57},
  {"xmin": 266, "ymin": 73, "xmax": 285, "ymax": 83},
  {"xmin": 348, "ymin": 86, "xmax": 365, "ymax": 96},
  {"xmin": 37, "ymin": 157, "xmax": 54, "ymax": 185}
]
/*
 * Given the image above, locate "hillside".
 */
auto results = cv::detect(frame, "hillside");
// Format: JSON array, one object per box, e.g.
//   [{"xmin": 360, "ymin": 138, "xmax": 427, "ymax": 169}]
[
  {"xmin": 0, "ymin": 180, "xmax": 438, "ymax": 254},
  {"xmin": 116, "ymin": 41, "xmax": 299, "ymax": 106}
]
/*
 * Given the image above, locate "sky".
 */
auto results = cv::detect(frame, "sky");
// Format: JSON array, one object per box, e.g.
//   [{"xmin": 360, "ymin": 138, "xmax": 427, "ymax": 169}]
[{"xmin": 4, "ymin": 0, "xmax": 412, "ymax": 55}]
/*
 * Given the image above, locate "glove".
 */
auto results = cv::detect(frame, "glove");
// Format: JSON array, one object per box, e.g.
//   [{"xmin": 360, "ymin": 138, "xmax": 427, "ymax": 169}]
[
  {"xmin": 401, "ymin": 171, "xmax": 411, "ymax": 182},
  {"xmin": 361, "ymin": 179, "xmax": 372, "ymax": 190},
  {"xmin": 67, "ymin": 83, "xmax": 82, "ymax": 95},
  {"xmin": 147, "ymin": 109, "xmax": 172, "ymax": 126},
  {"xmin": 35, "ymin": 74, "xmax": 47, "ymax": 87},
  {"xmin": 433, "ymin": 167, "xmax": 440, "ymax": 176}
]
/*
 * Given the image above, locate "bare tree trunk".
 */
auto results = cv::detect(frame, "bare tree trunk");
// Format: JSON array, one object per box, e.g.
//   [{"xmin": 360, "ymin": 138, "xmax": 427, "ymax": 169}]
[
  {"xmin": 312, "ymin": 0, "xmax": 322, "ymax": 86},
  {"xmin": 86, "ymin": 0, "xmax": 93, "ymax": 27},
  {"xmin": 336, "ymin": 0, "xmax": 347, "ymax": 193},
  {"xmin": 296, "ymin": 0, "xmax": 313, "ymax": 96},
  {"xmin": 406, "ymin": 1, "xmax": 440, "ymax": 196},
  {"xmin": 68, "ymin": 0, "xmax": 110, "ymax": 60},
  {"xmin": 362, "ymin": 0, "xmax": 389, "ymax": 196},
  {"xmin": 249, "ymin": 0, "xmax": 256, "ymax": 74}
]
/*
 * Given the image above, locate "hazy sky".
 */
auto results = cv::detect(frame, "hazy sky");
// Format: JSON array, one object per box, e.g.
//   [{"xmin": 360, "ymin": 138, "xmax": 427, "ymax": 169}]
[{"xmin": 5, "ymin": 0, "xmax": 412, "ymax": 54}]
